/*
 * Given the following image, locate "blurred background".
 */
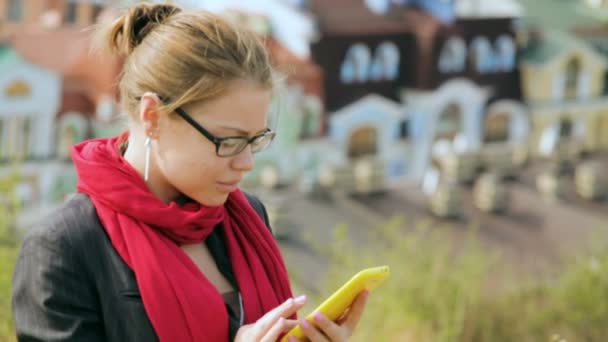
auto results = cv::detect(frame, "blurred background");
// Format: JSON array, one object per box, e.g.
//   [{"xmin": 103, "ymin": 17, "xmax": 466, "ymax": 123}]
[{"xmin": 1, "ymin": 0, "xmax": 608, "ymax": 341}]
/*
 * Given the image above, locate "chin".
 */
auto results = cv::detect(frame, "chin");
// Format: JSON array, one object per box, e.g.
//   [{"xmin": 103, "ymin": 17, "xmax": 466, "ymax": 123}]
[{"xmin": 198, "ymin": 192, "xmax": 230, "ymax": 207}]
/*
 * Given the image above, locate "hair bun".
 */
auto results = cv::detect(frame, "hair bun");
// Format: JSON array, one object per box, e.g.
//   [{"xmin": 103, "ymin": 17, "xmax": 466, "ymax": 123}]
[{"xmin": 107, "ymin": 3, "xmax": 181, "ymax": 56}]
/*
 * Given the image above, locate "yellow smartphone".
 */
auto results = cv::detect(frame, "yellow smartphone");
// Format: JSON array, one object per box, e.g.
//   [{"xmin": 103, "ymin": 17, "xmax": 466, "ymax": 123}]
[{"xmin": 281, "ymin": 265, "xmax": 390, "ymax": 341}]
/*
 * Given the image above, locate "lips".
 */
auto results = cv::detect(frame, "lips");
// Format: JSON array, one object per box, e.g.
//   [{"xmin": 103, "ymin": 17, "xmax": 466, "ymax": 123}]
[{"xmin": 216, "ymin": 180, "xmax": 241, "ymax": 193}]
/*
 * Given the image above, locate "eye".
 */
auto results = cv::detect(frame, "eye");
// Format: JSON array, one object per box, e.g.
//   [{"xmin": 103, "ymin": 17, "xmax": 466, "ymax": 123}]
[{"xmin": 222, "ymin": 139, "xmax": 243, "ymax": 149}]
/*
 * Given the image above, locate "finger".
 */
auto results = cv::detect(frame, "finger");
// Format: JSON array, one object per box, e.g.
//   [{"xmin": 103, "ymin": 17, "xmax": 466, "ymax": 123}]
[
  {"xmin": 300, "ymin": 319, "xmax": 330, "ymax": 342},
  {"xmin": 283, "ymin": 319, "xmax": 299, "ymax": 332},
  {"xmin": 255, "ymin": 296, "xmax": 307, "ymax": 337},
  {"xmin": 312, "ymin": 313, "xmax": 345, "ymax": 342},
  {"xmin": 336, "ymin": 307, "xmax": 351, "ymax": 325},
  {"xmin": 260, "ymin": 317, "xmax": 288, "ymax": 342},
  {"xmin": 342, "ymin": 290, "xmax": 370, "ymax": 332}
]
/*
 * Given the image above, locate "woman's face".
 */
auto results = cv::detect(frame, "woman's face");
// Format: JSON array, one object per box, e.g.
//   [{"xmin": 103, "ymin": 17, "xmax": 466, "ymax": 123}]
[{"xmin": 153, "ymin": 80, "xmax": 272, "ymax": 206}]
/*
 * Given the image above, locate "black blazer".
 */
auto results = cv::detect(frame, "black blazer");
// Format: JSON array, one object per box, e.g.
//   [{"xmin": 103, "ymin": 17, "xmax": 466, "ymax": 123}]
[{"xmin": 11, "ymin": 192, "xmax": 271, "ymax": 342}]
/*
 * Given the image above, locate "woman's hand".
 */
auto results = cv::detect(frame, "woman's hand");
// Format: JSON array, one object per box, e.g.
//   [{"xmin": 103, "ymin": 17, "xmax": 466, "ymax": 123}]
[
  {"xmin": 235, "ymin": 295, "xmax": 306, "ymax": 342},
  {"xmin": 289, "ymin": 290, "xmax": 369, "ymax": 342}
]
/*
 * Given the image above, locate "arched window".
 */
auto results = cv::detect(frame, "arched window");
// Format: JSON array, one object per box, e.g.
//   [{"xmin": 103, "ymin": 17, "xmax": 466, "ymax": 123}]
[
  {"xmin": 436, "ymin": 103, "xmax": 462, "ymax": 141},
  {"xmin": 495, "ymin": 35, "xmax": 515, "ymax": 71},
  {"xmin": 348, "ymin": 126, "xmax": 378, "ymax": 158},
  {"xmin": 340, "ymin": 60, "xmax": 356, "ymax": 84},
  {"xmin": 470, "ymin": 37, "xmax": 495, "ymax": 73},
  {"xmin": 439, "ymin": 37, "xmax": 467, "ymax": 73},
  {"xmin": 565, "ymin": 58, "xmax": 580, "ymax": 99},
  {"xmin": 484, "ymin": 112, "xmax": 510, "ymax": 143},
  {"xmin": 340, "ymin": 43, "xmax": 372, "ymax": 83},
  {"xmin": 5, "ymin": 79, "xmax": 31, "ymax": 97},
  {"xmin": 370, "ymin": 41, "xmax": 400, "ymax": 81},
  {"xmin": 365, "ymin": 0, "xmax": 391, "ymax": 14},
  {"xmin": 559, "ymin": 118, "xmax": 573, "ymax": 138}
]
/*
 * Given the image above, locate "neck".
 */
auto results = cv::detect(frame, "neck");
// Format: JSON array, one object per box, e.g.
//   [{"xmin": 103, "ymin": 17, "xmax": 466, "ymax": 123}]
[{"xmin": 122, "ymin": 136, "xmax": 182, "ymax": 204}]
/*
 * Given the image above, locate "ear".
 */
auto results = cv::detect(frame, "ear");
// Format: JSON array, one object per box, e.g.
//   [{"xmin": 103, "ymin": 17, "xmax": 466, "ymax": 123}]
[{"xmin": 139, "ymin": 92, "xmax": 163, "ymax": 138}]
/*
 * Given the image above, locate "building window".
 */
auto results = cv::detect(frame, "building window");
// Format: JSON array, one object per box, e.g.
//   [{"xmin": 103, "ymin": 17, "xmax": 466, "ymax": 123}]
[
  {"xmin": 370, "ymin": 41, "xmax": 400, "ymax": 81},
  {"xmin": 565, "ymin": 58, "xmax": 580, "ymax": 99},
  {"xmin": 13, "ymin": 117, "xmax": 31, "ymax": 159},
  {"xmin": 7, "ymin": 0, "xmax": 23, "ymax": 22},
  {"xmin": 340, "ymin": 43, "xmax": 371, "ymax": 84},
  {"xmin": 5, "ymin": 79, "xmax": 31, "ymax": 98},
  {"xmin": 2, "ymin": 116, "xmax": 31, "ymax": 160},
  {"xmin": 348, "ymin": 126, "xmax": 377, "ymax": 158},
  {"xmin": 399, "ymin": 120, "xmax": 409, "ymax": 139},
  {"xmin": 559, "ymin": 118, "xmax": 573, "ymax": 138},
  {"xmin": 436, "ymin": 103, "xmax": 462, "ymax": 141},
  {"xmin": 19, "ymin": 117, "xmax": 32, "ymax": 159},
  {"xmin": 495, "ymin": 35, "xmax": 516, "ymax": 71},
  {"xmin": 470, "ymin": 37, "xmax": 495, "ymax": 73},
  {"xmin": 65, "ymin": 1, "xmax": 78, "ymax": 24},
  {"xmin": 484, "ymin": 112, "xmax": 510, "ymax": 143},
  {"xmin": 439, "ymin": 37, "xmax": 467, "ymax": 73}
]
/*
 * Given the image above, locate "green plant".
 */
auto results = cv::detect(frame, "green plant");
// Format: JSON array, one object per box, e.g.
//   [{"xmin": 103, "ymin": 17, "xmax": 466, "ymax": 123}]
[
  {"xmin": 297, "ymin": 215, "xmax": 608, "ymax": 342},
  {"xmin": 0, "ymin": 169, "xmax": 21, "ymax": 342}
]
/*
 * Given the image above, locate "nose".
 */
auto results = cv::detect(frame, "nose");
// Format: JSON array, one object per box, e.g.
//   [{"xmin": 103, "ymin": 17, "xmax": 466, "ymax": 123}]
[{"xmin": 231, "ymin": 145, "xmax": 255, "ymax": 172}]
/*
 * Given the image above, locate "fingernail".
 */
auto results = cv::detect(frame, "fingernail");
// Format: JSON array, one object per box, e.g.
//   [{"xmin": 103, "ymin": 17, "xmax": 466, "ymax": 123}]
[
  {"xmin": 294, "ymin": 295, "xmax": 306, "ymax": 304},
  {"xmin": 313, "ymin": 312, "xmax": 324, "ymax": 322},
  {"xmin": 301, "ymin": 320, "xmax": 311, "ymax": 329},
  {"xmin": 285, "ymin": 298, "xmax": 294, "ymax": 305}
]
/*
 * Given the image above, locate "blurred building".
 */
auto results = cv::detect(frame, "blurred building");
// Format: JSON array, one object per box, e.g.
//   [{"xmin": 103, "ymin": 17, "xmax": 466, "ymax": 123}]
[
  {"xmin": 208, "ymin": 0, "xmax": 529, "ymax": 191},
  {"xmin": 2, "ymin": 0, "xmax": 607, "ymax": 222},
  {"xmin": 0, "ymin": 0, "xmax": 122, "ymax": 224}
]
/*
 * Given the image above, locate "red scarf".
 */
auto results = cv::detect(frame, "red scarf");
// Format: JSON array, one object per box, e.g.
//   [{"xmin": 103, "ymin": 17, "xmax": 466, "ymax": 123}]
[{"xmin": 71, "ymin": 135, "xmax": 293, "ymax": 341}]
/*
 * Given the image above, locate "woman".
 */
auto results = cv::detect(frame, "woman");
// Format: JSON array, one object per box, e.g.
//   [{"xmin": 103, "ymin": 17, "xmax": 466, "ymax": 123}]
[{"xmin": 11, "ymin": 3, "xmax": 368, "ymax": 342}]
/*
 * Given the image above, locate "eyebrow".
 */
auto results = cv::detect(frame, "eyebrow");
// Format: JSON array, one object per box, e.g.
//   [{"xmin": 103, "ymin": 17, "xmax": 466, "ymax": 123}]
[{"xmin": 215, "ymin": 125, "xmax": 269, "ymax": 136}]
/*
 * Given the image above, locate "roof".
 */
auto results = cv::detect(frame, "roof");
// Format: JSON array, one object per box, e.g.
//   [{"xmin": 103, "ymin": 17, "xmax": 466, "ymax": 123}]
[
  {"xmin": 308, "ymin": 0, "xmax": 411, "ymax": 35},
  {"xmin": 518, "ymin": 0, "xmax": 603, "ymax": 32},
  {"xmin": 266, "ymin": 38, "xmax": 323, "ymax": 98},
  {"xmin": 9, "ymin": 27, "xmax": 121, "ymax": 103},
  {"xmin": 520, "ymin": 29, "xmax": 599, "ymax": 65},
  {"xmin": 0, "ymin": 45, "xmax": 19, "ymax": 65}
]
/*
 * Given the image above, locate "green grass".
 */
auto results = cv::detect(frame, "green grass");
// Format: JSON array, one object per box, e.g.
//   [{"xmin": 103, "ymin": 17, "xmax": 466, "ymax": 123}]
[
  {"xmin": 299, "ymin": 216, "xmax": 608, "ymax": 342},
  {"xmin": 0, "ymin": 171, "xmax": 20, "ymax": 342},
  {"xmin": 0, "ymin": 246, "xmax": 17, "ymax": 342},
  {"xmin": 2, "ymin": 168, "xmax": 608, "ymax": 341}
]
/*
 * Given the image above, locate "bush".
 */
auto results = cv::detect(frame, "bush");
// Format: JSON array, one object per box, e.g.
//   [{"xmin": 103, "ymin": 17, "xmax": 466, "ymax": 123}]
[
  {"xmin": 301, "ymin": 216, "xmax": 608, "ymax": 342},
  {"xmin": 0, "ymin": 246, "xmax": 17, "ymax": 342},
  {"xmin": 0, "ymin": 170, "xmax": 21, "ymax": 342}
]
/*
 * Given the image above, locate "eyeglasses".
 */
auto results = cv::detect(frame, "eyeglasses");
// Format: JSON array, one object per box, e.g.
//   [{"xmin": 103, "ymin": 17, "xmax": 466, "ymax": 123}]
[
  {"xmin": 136, "ymin": 95, "xmax": 276, "ymax": 157},
  {"xmin": 174, "ymin": 107, "xmax": 276, "ymax": 157}
]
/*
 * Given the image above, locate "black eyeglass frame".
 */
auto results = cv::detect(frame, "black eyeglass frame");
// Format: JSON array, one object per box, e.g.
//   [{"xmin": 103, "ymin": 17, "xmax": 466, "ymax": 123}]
[
  {"xmin": 174, "ymin": 107, "xmax": 276, "ymax": 157},
  {"xmin": 136, "ymin": 95, "xmax": 277, "ymax": 157}
]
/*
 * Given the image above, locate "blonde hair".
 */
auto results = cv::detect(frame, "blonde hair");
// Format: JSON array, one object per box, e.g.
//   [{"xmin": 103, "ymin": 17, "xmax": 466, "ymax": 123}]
[{"xmin": 96, "ymin": 2, "xmax": 275, "ymax": 118}]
